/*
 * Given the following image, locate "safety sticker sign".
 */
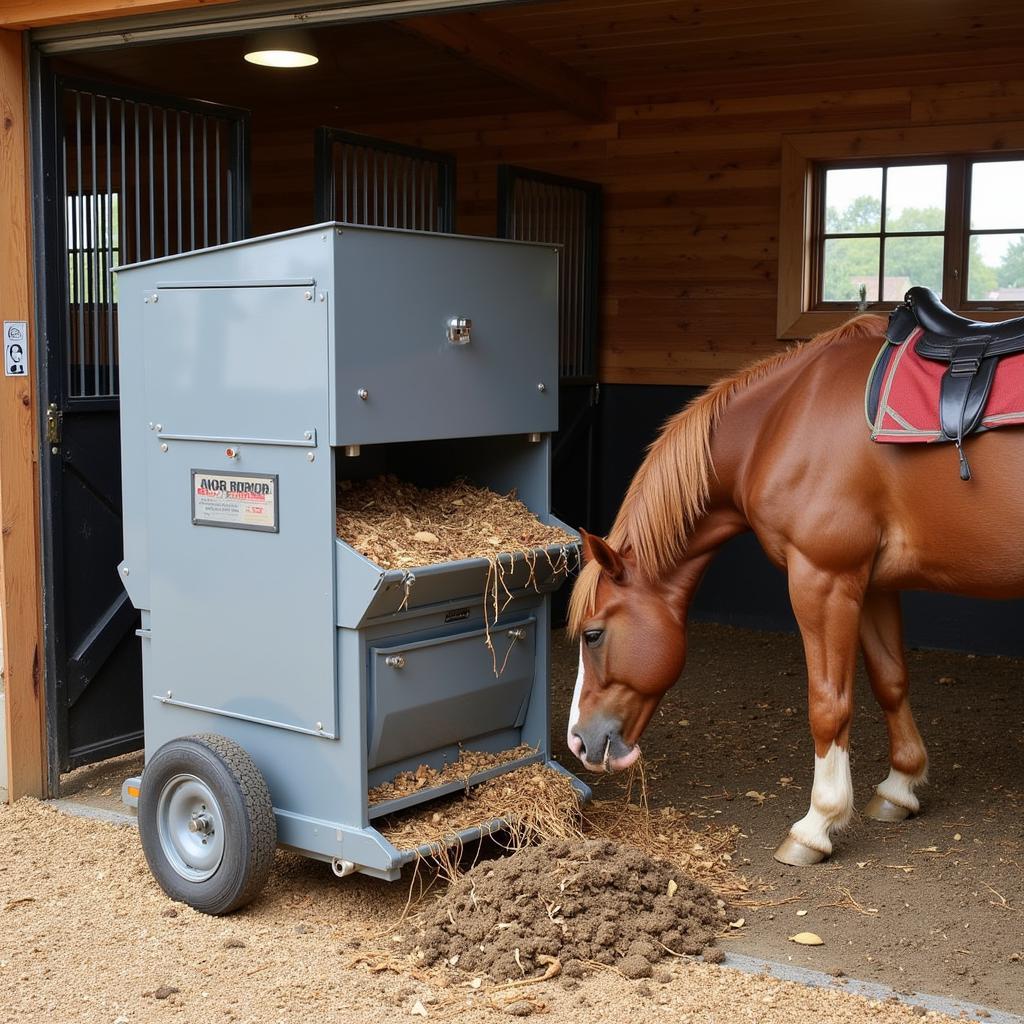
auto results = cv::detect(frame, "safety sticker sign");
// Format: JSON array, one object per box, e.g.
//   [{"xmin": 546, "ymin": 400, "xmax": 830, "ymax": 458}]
[
  {"xmin": 4, "ymin": 321, "xmax": 28, "ymax": 377},
  {"xmin": 191, "ymin": 470, "xmax": 278, "ymax": 533}
]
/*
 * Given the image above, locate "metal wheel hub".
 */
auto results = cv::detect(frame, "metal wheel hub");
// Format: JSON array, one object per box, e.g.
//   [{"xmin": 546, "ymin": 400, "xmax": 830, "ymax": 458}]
[{"xmin": 156, "ymin": 773, "xmax": 225, "ymax": 882}]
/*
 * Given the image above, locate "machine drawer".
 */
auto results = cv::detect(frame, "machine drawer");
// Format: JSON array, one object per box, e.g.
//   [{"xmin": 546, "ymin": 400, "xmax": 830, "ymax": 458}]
[{"xmin": 367, "ymin": 617, "xmax": 536, "ymax": 771}]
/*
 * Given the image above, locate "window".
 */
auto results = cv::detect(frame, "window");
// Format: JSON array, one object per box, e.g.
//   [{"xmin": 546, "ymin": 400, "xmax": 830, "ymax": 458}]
[
  {"xmin": 815, "ymin": 157, "xmax": 1024, "ymax": 310},
  {"xmin": 777, "ymin": 124, "xmax": 1024, "ymax": 338},
  {"xmin": 66, "ymin": 192, "xmax": 120, "ymax": 305}
]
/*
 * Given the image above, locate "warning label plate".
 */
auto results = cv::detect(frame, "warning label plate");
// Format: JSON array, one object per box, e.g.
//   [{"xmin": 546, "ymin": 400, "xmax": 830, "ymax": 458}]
[{"xmin": 191, "ymin": 470, "xmax": 278, "ymax": 533}]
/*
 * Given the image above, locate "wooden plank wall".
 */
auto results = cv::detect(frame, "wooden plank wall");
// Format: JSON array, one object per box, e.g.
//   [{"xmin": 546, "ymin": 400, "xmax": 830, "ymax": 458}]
[{"xmin": 246, "ymin": 47, "xmax": 1024, "ymax": 386}]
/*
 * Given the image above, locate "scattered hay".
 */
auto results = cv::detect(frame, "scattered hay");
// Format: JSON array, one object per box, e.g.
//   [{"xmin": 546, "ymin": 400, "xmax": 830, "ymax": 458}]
[
  {"xmin": 377, "ymin": 757, "xmax": 747, "ymax": 902},
  {"xmin": 584, "ymin": 759, "xmax": 749, "ymax": 902},
  {"xmin": 378, "ymin": 763, "xmax": 583, "ymax": 859},
  {"xmin": 408, "ymin": 839, "xmax": 727, "ymax": 980},
  {"xmin": 336, "ymin": 476, "xmax": 575, "ymax": 570},
  {"xmin": 369, "ymin": 746, "xmax": 539, "ymax": 805}
]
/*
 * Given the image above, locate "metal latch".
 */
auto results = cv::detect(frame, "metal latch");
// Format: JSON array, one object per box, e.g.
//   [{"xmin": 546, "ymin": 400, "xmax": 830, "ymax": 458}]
[
  {"xmin": 46, "ymin": 403, "xmax": 62, "ymax": 453},
  {"xmin": 446, "ymin": 316, "xmax": 472, "ymax": 345}
]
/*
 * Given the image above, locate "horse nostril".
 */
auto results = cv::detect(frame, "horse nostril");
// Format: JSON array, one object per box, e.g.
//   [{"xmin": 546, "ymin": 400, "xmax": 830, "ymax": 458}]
[{"xmin": 571, "ymin": 731, "xmax": 587, "ymax": 759}]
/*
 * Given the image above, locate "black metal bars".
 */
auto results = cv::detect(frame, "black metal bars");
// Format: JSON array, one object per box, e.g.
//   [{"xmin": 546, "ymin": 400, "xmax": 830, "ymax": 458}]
[
  {"xmin": 57, "ymin": 76, "xmax": 249, "ymax": 399},
  {"xmin": 497, "ymin": 166, "xmax": 601, "ymax": 385},
  {"xmin": 314, "ymin": 127, "xmax": 455, "ymax": 233}
]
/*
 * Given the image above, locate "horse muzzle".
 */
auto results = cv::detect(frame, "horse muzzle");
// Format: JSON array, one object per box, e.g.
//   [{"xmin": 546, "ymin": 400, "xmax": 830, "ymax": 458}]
[{"xmin": 569, "ymin": 718, "xmax": 641, "ymax": 773}]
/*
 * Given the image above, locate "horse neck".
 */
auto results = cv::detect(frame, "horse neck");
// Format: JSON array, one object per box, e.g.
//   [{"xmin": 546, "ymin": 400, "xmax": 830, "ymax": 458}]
[{"xmin": 660, "ymin": 395, "xmax": 759, "ymax": 613}]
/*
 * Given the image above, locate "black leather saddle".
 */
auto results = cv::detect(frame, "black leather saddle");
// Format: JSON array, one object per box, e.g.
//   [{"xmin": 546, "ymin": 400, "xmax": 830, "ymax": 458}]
[{"xmin": 886, "ymin": 287, "xmax": 1024, "ymax": 479}]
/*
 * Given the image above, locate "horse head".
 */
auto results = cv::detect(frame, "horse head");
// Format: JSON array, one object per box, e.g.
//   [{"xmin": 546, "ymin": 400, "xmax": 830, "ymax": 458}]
[{"xmin": 566, "ymin": 530, "xmax": 687, "ymax": 772}]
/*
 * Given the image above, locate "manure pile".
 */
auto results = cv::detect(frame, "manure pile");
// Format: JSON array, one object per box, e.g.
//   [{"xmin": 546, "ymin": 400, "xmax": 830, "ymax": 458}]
[
  {"xmin": 335, "ymin": 476, "xmax": 575, "ymax": 570},
  {"xmin": 406, "ymin": 839, "xmax": 726, "ymax": 981}
]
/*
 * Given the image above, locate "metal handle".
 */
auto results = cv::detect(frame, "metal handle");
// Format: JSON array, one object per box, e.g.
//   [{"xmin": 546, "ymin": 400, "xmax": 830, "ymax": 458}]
[
  {"xmin": 385, "ymin": 655, "xmax": 405, "ymax": 669},
  {"xmin": 507, "ymin": 628, "xmax": 527, "ymax": 642},
  {"xmin": 447, "ymin": 316, "xmax": 472, "ymax": 345}
]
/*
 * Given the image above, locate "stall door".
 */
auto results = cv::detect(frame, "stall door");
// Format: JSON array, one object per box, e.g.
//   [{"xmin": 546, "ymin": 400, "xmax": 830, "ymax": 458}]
[
  {"xmin": 498, "ymin": 166, "xmax": 602, "ymax": 537},
  {"xmin": 37, "ymin": 72, "xmax": 249, "ymax": 787},
  {"xmin": 313, "ymin": 127, "xmax": 455, "ymax": 230}
]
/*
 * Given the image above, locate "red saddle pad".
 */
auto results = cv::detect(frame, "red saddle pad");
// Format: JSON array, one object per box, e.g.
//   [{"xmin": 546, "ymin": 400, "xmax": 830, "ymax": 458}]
[{"xmin": 867, "ymin": 327, "xmax": 1024, "ymax": 443}]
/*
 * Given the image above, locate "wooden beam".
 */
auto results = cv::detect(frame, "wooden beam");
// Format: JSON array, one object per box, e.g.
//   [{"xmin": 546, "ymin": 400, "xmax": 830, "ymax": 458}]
[
  {"xmin": 0, "ymin": 0, "xmax": 239, "ymax": 30},
  {"xmin": 0, "ymin": 28, "xmax": 46, "ymax": 800},
  {"xmin": 400, "ymin": 12, "xmax": 607, "ymax": 122}
]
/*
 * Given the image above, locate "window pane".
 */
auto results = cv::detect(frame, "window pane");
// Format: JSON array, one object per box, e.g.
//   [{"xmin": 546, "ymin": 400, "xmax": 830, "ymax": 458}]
[
  {"xmin": 968, "ymin": 232, "xmax": 1024, "ymax": 300},
  {"xmin": 822, "ymin": 236, "xmax": 880, "ymax": 301},
  {"xmin": 885, "ymin": 164, "xmax": 946, "ymax": 231},
  {"xmin": 824, "ymin": 167, "xmax": 882, "ymax": 233},
  {"xmin": 883, "ymin": 235, "xmax": 943, "ymax": 300},
  {"xmin": 970, "ymin": 161, "xmax": 1024, "ymax": 229}
]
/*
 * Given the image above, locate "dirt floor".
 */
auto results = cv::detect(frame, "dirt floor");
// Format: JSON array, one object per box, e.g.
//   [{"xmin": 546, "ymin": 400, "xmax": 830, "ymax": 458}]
[
  {"xmin": 0, "ymin": 797, "xmax": 977, "ymax": 1024},
  {"xmin": 549, "ymin": 623, "xmax": 1024, "ymax": 1015},
  {"xmin": 2, "ymin": 622, "xmax": 1019, "ymax": 1022}
]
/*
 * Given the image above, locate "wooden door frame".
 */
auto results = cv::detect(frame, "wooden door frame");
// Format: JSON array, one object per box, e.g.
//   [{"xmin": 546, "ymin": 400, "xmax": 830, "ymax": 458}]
[{"xmin": 0, "ymin": 27, "xmax": 46, "ymax": 800}]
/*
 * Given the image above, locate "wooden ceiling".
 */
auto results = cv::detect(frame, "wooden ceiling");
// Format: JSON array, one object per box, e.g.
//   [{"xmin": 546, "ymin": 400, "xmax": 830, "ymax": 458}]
[{"xmin": 59, "ymin": 0, "xmax": 1024, "ymax": 121}]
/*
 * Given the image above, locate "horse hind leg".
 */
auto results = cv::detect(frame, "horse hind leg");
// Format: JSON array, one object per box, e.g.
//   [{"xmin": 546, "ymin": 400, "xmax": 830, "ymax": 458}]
[{"xmin": 859, "ymin": 589, "xmax": 928, "ymax": 821}]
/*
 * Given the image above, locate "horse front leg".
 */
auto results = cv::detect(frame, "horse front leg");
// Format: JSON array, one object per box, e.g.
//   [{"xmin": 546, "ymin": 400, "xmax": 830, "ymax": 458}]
[
  {"xmin": 859, "ymin": 589, "xmax": 928, "ymax": 821},
  {"xmin": 775, "ymin": 558, "xmax": 864, "ymax": 866}
]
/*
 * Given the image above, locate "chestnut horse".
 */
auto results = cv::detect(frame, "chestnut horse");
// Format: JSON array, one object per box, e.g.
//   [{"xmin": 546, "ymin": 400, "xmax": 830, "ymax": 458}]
[{"xmin": 567, "ymin": 314, "xmax": 1024, "ymax": 865}]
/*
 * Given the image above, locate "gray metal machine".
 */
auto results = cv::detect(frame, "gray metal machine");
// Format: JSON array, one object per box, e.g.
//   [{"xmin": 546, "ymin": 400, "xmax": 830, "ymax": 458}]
[{"xmin": 115, "ymin": 223, "xmax": 586, "ymax": 912}]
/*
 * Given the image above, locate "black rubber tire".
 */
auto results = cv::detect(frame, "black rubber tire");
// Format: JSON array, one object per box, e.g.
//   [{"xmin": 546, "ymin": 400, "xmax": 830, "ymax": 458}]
[{"xmin": 138, "ymin": 733, "xmax": 276, "ymax": 915}]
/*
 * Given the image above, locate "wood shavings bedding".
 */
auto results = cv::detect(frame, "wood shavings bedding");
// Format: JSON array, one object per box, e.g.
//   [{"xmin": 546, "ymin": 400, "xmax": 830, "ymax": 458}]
[{"xmin": 335, "ymin": 476, "xmax": 575, "ymax": 570}]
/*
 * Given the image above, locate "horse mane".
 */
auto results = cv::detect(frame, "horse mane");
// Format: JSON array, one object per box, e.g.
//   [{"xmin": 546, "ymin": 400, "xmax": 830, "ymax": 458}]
[{"xmin": 567, "ymin": 314, "xmax": 885, "ymax": 635}]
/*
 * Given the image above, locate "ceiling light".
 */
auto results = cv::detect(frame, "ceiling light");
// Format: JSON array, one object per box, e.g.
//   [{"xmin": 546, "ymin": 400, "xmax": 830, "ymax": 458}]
[
  {"xmin": 244, "ymin": 49, "xmax": 318, "ymax": 68},
  {"xmin": 244, "ymin": 29, "xmax": 318, "ymax": 69}
]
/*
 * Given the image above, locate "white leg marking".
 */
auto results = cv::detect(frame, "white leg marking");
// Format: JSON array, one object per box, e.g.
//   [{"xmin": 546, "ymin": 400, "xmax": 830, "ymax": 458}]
[
  {"xmin": 789, "ymin": 743, "xmax": 854, "ymax": 854},
  {"xmin": 566, "ymin": 645, "xmax": 585, "ymax": 757},
  {"xmin": 875, "ymin": 766, "xmax": 926, "ymax": 813}
]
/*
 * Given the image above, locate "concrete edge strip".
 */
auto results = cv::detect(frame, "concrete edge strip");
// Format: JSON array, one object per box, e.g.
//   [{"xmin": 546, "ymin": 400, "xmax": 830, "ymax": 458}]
[
  {"xmin": 723, "ymin": 952, "xmax": 1021, "ymax": 1024},
  {"xmin": 50, "ymin": 798, "xmax": 137, "ymax": 827},
  {"xmin": 46, "ymin": 799, "xmax": 1020, "ymax": 1022}
]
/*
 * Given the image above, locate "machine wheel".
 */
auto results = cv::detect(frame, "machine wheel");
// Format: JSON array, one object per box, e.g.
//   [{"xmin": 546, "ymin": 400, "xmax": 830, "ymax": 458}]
[{"xmin": 138, "ymin": 733, "xmax": 276, "ymax": 915}]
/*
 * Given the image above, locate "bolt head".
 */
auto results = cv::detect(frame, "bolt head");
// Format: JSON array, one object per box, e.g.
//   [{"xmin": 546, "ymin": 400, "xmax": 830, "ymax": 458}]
[
  {"xmin": 357, "ymin": 388, "xmax": 368, "ymax": 400},
  {"xmin": 304, "ymin": 290, "xmax": 313, "ymax": 301},
  {"xmin": 306, "ymin": 451, "xmax": 315, "ymax": 462},
  {"xmin": 121, "ymin": 566, "xmax": 130, "ymax": 576},
  {"xmin": 315, "ymin": 722, "xmax": 323, "ymax": 732},
  {"xmin": 160, "ymin": 443, "xmax": 169, "ymax": 452},
  {"xmin": 166, "ymin": 691, "xmax": 172, "ymax": 699},
  {"xmin": 537, "ymin": 382, "xmax": 547, "ymax": 393}
]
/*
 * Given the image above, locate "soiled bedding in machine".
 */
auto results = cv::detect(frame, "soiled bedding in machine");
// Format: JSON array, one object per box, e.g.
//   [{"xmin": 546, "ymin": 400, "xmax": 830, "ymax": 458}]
[{"xmin": 335, "ymin": 476, "xmax": 575, "ymax": 570}]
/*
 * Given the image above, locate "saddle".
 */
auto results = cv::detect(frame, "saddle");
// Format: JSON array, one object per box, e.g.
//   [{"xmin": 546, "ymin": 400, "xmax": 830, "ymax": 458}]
[{"xmin": 885, "ymin": 287, "xmax": 1024, "ymax": 479}]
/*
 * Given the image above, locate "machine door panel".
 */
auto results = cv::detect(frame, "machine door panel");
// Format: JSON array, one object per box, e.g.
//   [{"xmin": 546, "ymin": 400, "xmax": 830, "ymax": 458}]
[
  {"xmin": 332, "ymin": 230, "xmax": 558, "ymax": 446},
  {"xmin": 141, "ymin": 288, "xmax": 336, "ymax": 738},
  {"xmin": 367, "ymin": 617, "xmax": 536, "ymax": 770}
]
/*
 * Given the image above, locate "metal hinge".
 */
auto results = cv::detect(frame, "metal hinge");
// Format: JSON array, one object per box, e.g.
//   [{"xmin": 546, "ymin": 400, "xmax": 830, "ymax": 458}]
[{"xmin": 46, "ymin": 403, "xmax": 62, "ymax": 452}]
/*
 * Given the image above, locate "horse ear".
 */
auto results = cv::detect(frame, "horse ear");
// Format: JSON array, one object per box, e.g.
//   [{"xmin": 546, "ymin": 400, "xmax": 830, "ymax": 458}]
[{"xmin": 580, "ymin": 529, "xmax": 625, "ymax": 582}]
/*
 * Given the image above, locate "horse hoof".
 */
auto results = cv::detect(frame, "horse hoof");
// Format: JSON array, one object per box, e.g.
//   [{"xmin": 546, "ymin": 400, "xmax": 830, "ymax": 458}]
[
  {"xmin": 773, "ymin": 835, "xmax": 827, "ymax": 866},
  {"xmin": 863, "ymin": 793, "xmax": 912, "ymax": 822}
]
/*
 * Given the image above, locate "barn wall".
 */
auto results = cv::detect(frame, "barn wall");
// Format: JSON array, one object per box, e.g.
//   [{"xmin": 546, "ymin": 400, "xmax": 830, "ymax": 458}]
[
  {"xmin": 246, "ymin": 49, "xmax": 1024, "ymax": 385},
  {"xmin": 241, "ymin": 51, "xmax": 1024, "ymax": 654}
]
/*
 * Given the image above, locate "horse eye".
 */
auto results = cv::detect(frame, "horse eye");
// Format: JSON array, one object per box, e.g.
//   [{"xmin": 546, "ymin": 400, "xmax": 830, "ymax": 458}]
[{"xmin": 583, "ymin": 629, "xmax": 604, "ymax": 647}]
